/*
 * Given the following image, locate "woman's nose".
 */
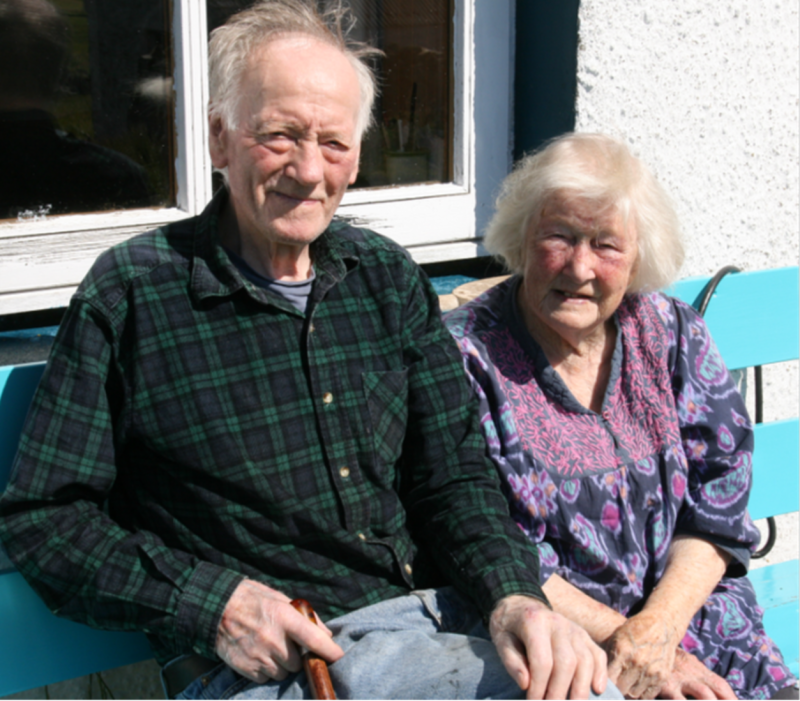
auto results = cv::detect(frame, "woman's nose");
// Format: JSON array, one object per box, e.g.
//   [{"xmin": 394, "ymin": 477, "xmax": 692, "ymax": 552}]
[{"xmin": 565, "ymin": 241, "xmax": 596, "ymax": 281}]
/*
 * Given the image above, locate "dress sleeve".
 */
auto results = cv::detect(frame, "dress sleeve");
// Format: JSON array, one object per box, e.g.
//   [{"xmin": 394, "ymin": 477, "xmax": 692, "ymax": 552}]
[
  {"xmin": 0, "ymin": 293, "xmax": 243, "ymax": 661},
  {"xmin": 399, "ymin": 268, "xmax": 548, "ymax": 617},
  {"xmin": 444, "ymin": 300, "xmax": 561, "ymax": 585},
  {"xmin": 661, "ymin": 293, "xmax": 761, "ymax": 573}
]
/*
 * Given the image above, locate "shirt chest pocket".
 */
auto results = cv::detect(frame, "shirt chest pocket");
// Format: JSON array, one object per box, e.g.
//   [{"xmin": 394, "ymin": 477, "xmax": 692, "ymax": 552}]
[{"xmin": 362, "ymin": 370, "xmax": 409, "ymax": 471}]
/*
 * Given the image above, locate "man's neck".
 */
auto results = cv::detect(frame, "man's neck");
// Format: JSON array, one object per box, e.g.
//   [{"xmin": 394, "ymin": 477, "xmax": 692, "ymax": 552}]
[{"xmin": 218, "ymin": 201, "xmax": 313, "ymax": 282}]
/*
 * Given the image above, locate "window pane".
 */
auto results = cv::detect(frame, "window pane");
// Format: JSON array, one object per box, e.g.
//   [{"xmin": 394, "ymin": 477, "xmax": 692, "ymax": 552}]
[
  {"xmin": 0, "ymin": 0, "xmax": 173, "ymax": 221},
  {"xmin": 207, "ymin": 0, "xmax": 453, "ymax": 190}
]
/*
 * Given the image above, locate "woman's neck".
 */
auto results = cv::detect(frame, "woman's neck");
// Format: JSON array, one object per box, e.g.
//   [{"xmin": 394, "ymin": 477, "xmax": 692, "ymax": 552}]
[{"xmin": 520, "ymin": 301, "xmax": 616, "ymax": 413}]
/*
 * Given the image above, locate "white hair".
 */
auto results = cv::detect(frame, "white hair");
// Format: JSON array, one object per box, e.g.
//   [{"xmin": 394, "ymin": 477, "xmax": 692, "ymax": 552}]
[
  {"xmin": 208, "ymin": 0, "xmax": 380, "ymax": 143},
  {"xmin": 484, "ymin": 132, "xmax": 685, "ymax": 293}
]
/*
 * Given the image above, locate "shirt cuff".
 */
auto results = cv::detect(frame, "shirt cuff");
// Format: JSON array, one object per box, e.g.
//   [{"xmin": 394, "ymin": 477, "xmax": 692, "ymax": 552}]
[
  {"xmin": 471, "ymin": 563, "xmax": 551, "ymax": 621},
  {"xmin": 174, "ymin": 560, "xmax": 245, "ymax": 659}
]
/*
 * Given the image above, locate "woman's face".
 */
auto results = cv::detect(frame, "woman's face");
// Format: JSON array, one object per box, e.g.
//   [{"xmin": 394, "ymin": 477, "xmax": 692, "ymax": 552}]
[{"xmin": 519, "ymin": 191, "xmax": 639, "ymax": 348}]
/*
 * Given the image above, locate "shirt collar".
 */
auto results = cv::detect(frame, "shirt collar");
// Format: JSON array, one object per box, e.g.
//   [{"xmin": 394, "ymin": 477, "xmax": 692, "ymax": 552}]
[{"xmin": 188, "ymin": 188, "xmax": 358, "ymax": 312}]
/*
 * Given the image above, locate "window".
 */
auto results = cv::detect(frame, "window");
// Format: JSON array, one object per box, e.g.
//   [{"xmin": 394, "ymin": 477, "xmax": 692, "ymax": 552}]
[
  {"xmin": 0, "ymin": 0, "xmax": 514, "ymax": 315},
  {"xmin": 0, "ymin": 0, "xmax": 173, "ymax": 220}
]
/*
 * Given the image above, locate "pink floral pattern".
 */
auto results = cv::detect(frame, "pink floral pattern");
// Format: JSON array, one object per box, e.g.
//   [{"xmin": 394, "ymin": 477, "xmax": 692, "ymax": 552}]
[{"xmin": 445, "ymin": 277, "xmax": 795, "ymax": 699}]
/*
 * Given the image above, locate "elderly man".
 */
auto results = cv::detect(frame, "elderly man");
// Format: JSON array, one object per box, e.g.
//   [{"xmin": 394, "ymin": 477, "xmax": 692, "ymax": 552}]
[{"xmin": 0, "ymin": 2, "xmax": 613, "ymax": 699}]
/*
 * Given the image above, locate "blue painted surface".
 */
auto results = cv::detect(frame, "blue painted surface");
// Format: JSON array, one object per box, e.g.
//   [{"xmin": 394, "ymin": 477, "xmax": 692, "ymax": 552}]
[
  {"xmin": 668, "ymin": 267, "xmax": 800, "ymax": 370},
  {"xmin": 0, "ymin": 361, "xmax": 153, "ymax": 696},
  {"xmin": 0, "ymin": 363, "xmax": 45, "ymax": 489},
  {"xmin": 666, "ymin": 267, "xmax": 800, "ymax": 680},
  {"xmin": 749, "ymin": 561, "xmax": 800, "ymax": 678},
  {"xmin": 0, "ymin": 571, "xmax": 152, "ymax": 696},
  {"xmin": 429, "ymin": 274, "xmax": 477, "ymax": 295},
  {"xmin": 749, "ymin": 420, "xmax": 800, "ymax": 521},
  {"xmin": 0, "ymin": 326, "xmax": 59, "ymax": 341},
  {"xmin": 0, "ymin": 267, "xmax": 798, "ymax": 693}
]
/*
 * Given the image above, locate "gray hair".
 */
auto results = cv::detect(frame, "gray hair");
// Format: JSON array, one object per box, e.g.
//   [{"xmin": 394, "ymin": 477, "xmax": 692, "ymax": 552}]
[
  {"xmin": 484, "ymin": 132, "xmax": 685, "ymax": 293},
  {"xmin": 208, "ymin": 0, "xmax": 380, "ymax": 142}
]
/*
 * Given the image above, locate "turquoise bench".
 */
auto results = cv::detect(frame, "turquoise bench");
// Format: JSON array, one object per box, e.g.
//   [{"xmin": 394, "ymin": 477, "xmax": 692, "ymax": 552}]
[
  {"xmin": 1, "ymin": 266, "xmax": 798, "ymax": 696},
  {"xmin": 668, "ymin": 266, "xmax": 799, "ymax": 680}
]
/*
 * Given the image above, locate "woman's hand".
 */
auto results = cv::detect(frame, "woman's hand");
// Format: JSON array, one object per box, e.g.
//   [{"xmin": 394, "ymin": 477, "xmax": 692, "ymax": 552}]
[
  {"xmin": 604, "ymin": 536, "xmax": 733, "ymax": 698},
  {"xmin": 657, "ymin": 649, "xmax": 737, "ymax": 700},
  {"xmin": 605, "ymin": 610, "xmax": 678, "ymax": 699},
  {"xmin": 606, "ymin": 615, "xmax": 737, "ymax": 700}
]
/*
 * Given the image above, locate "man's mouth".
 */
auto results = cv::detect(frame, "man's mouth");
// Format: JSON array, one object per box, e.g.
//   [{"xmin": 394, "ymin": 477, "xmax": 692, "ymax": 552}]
[{"xmin": 272, "ymin": 191, "xmax": 321, "ymax": 205}]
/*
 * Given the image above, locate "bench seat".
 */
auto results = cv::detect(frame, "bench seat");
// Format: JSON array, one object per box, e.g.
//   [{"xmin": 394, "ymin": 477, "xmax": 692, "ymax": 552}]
[{"xmin": 1, "ymin": 266, "xmax": 798, "ymax": 695}]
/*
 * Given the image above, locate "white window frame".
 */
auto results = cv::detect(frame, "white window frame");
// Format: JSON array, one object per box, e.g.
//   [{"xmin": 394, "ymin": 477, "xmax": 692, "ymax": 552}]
[{"xmin": 0, "ymin": 0, "xmax": 514, "ymax": 315}]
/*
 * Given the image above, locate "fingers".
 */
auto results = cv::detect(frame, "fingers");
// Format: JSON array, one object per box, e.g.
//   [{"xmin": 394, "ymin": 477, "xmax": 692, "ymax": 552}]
[
  {"xmin": 605, "ymin": 616, "xmax": 674, "ymax": 699},
  {"xmin": 494, "ymin": 629, "xmax": 532, "ymax": 692},
  {"xmin": 671, "ymin": 648, "xmax": 737, "ymax": 700},
  {"xmin": 216, "ymin": 580, "xmax": 343, "ymax": 684},
  {"xmin": 589, "ymin": 638, "xmax": 609, "ymax": 698},
  {"xmin": 490, "ymin": 595, "xmax": 607, "ymax": 701}
]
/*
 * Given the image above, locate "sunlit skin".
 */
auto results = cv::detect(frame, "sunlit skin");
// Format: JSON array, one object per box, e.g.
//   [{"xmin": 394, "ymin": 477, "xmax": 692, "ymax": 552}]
[
  {"xmin": 518, "ymin": 192, "xmax": 639, "ymax": 410},
  {"xmin": 209, "ymin": 35, "xmax": 361, "ymax": 281}
]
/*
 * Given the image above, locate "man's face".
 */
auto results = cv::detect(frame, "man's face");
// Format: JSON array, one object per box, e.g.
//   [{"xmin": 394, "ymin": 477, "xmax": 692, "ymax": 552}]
[{"xmin": 209, "ymin": 35, "xmax": 362, "ymax": 249}]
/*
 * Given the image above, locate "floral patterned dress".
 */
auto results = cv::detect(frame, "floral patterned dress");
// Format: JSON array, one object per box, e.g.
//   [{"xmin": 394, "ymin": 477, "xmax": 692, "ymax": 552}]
[{"xmin": 444, "ymin": 276, "xmax": 796, "ymax": 699}]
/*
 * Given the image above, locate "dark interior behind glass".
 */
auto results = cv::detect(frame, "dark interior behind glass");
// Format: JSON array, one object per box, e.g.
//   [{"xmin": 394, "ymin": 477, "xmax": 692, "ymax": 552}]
[
  {"xmin": 208, "ymin": 0, "xmax": 453, "ymax": 192},
  {"xmin": 0, "ymin": 0, "xmax": 173, "ymax": 220}
]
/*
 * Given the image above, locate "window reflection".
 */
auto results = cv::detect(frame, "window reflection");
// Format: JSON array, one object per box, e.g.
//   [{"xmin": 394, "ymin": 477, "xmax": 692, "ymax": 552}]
[
  {"xmin": 207, "ymin": 0, "xmax": 453, "ymax": 190},
  {"xmin": 0, "ymin": 0, "xmax": 172, "ymax": 221}
]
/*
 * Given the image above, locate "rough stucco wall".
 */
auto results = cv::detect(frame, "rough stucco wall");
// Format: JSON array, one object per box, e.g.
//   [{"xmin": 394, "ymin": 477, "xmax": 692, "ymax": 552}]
[{"xmin": 575, "ymin": 0, "xmax": 799, "ymax": 567}]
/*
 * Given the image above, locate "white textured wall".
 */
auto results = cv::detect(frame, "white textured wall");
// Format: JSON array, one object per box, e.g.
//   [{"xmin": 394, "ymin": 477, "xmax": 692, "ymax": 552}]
[{"xmin": 575, "ymin": 0, "xmax": 799, "ymax": 567}]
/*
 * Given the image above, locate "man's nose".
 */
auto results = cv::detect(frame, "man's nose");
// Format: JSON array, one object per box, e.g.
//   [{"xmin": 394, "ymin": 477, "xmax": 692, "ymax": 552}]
[{"xmin": 286, "ymin": 141, "xmax": 324, "ymax": 186}]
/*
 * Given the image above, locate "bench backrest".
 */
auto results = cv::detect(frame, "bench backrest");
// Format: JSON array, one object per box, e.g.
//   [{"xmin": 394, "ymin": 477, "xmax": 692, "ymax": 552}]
[
  {"xmin": 667, "ymin": 266, "xmax": 800, "ymax": 521},
  {"xmin": 0, "ymin": 364, "xmax": 152, "ymax": 696},
  {"xmin": 0, "ymin": 265, "xmax": 798, "ymax": 695}
]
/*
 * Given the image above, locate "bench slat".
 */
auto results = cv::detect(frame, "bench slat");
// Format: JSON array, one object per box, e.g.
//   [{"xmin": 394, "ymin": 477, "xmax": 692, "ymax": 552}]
[
  {"xmin": 749, "ymin": 420, "xmax": 800, "ymax": 521},
  {"xmin": 0, "ymin": 363, "xmax": 45, "ymax": 489},
  {"xmin": 749, "ymin": 560, "xmax": 800, "ymax": 677},
  {"xmin": 668, "ymin": 267, "xmax": 800, "ymax": 370}
]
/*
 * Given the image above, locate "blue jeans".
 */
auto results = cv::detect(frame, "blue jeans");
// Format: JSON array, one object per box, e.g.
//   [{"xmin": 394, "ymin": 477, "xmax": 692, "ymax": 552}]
[{"xmin": 171, "ymin": 587, "xmax": 621, "ymax": 700}]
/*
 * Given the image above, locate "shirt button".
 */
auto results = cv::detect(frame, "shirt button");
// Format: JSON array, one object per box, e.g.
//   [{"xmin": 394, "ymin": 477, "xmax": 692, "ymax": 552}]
[
  {"xmin": 404, "ymin": 563, "xmax": 413, "ymax": 576},
  {"xmin": 339, "ymin": 466, "xmax": 350, "ymax": 478},
  {"xmin": 322, "ymin": 392, "xmax": 333, "ymax": 404},
  {"xmin": 357, "ymin": 531, "xmax": 366, "ymax": 541}
]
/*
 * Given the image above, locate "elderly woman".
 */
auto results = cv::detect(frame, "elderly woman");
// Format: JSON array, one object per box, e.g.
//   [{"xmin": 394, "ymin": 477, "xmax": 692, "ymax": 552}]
[{"xmin": 444, "ymin": 133, "xmax": 797, "ymax": 700}]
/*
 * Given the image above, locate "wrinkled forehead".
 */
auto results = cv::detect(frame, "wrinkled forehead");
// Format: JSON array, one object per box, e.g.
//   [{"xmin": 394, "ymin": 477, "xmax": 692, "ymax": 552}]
[
  {"xmin": 531, "ymin": 189, "xmax": 632, "ymax": 234},
  {"xmin": 237, "ymin": 34, "xmax": 361, "ymax": 118}
]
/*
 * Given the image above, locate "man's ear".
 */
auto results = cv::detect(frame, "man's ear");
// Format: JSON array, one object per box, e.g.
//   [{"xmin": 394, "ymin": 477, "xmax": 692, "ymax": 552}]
[
  {"xmin": 209, "ymin": 114, "xmax": 229, "ymax": 169},
  {"xmin": 348, "ymin": 143, "xmax": 361, "ymax": 185}
]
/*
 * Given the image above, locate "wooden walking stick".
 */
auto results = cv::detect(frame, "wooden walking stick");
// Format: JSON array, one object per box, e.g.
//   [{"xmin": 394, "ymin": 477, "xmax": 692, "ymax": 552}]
[{"xmin": 290, "ymin": 599, "xmax": 337, "ymax": 700}]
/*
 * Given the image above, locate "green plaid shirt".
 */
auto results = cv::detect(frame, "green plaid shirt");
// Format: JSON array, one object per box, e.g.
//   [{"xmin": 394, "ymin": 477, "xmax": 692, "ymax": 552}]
[{"xmin": 0, "ymin": 193, "xmax": 545, "ymax": 664}]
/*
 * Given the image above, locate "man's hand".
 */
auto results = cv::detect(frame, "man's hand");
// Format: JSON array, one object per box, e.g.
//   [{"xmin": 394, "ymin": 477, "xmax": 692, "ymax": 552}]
[
  {"xmin": 657, "ymin": 649, "xmax": 736, "ymax": 700},
  {"xmin": 215, "ymin": 579, "xmax": 344, "ymax": 683},
  {"xmin": 489, "ymin": 594, "xmax": 608, "ymax": 699},
  {"xmin": 605, "ymin": 610, "xmax": 677, "ymax": 699}
]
